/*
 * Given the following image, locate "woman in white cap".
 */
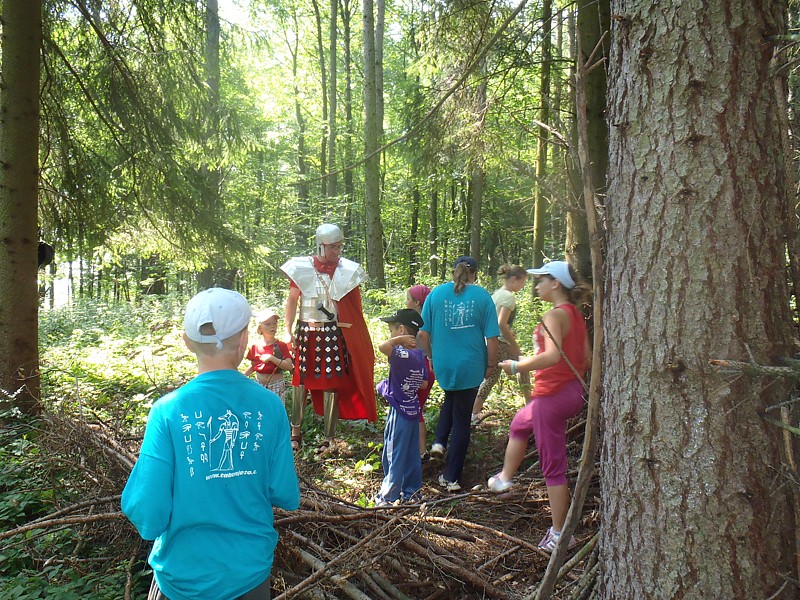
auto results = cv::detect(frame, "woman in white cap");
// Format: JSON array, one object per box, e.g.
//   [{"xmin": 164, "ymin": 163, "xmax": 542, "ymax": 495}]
[{"xmin": 488, "ymin": 260, "xmax": 591, "ymax": 553}]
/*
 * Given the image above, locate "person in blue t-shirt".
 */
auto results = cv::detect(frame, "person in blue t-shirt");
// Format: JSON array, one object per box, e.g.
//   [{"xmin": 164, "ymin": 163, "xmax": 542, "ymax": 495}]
[
  {"xmin": 374, "ymin": 308, "xmax": 429, "ymax": 506},
  {"xmin": 122, "ymin": 288, "xmax": 300, "ymax": 600},
  {"xmin": 419, "ymin": 257, "xmax": 500, "ymax": 492}
]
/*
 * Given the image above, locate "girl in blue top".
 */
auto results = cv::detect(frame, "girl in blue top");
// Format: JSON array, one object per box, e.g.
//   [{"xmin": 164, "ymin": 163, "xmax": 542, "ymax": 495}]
[{"xmin": 419, "ymin": 257, "xmax": 500, "ymax": 491}]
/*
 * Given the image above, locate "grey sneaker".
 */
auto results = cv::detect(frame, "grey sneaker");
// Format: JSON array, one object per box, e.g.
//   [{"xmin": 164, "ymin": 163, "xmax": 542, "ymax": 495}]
[
  {"xmin": 438, "ymin": 474, "xmax": 461, "ymax": 492},
  {"xmin": 429, "ymin": 443, "xmax": 445, "ymax": 460}
]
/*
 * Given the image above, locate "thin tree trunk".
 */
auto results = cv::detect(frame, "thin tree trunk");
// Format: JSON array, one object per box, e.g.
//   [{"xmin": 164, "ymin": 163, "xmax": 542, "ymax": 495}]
[
  {"xmin": 341, "ymin": 0, "xmax": 355, "ymax": 235},
  {"xmin": 408, "ymin": 187, "xmax": 420, "ymax": 285},
  {"xmin": 469, "ymin": 77, "xmax": 487, "ymax": 261},
  {"xmin": 532, "ymin": 0, "xmax": 552, "ymax": 268},
  {"xmin": 602, "ymin": 1, "xmax": 796, "ymax": 597},
  {"xmin": 289, "ymin": 9, "xmax": 310, "ymax": 235},
  {"xmin": 326, "ymin": 0, "xmax": 338, "ymax": 198},
  {"xmin": 429, "ymin": 189, "xmax": 439, "ymax": 277},
  {"xmin": 362, "ymin": 0, "xmax": 385, "ymax": 286},
  {"xmin": 0, "ymin": 0, "xmax": 41, "ymax": 413},
  {"xmin": 311, "ymin": 0, "xmax": 328, "ymax": 197}
]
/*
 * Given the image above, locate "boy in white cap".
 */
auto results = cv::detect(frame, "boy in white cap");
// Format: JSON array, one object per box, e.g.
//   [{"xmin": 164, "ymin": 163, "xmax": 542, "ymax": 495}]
[{"xmin": 122, "ymin": 288, "xmax": 300, "ymax": 600}]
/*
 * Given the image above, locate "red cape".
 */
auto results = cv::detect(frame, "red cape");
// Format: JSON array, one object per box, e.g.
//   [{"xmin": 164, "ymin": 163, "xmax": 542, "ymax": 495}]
[{"xmin": 308, "ymin": 287, "xmax": 377, "ymax": 422}]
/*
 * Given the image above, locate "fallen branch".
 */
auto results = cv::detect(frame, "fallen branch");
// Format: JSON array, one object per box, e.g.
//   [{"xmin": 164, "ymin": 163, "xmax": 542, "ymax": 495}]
[{"xmin": 0, "ymin": 512, "xmax": 124, "ymax": 542}]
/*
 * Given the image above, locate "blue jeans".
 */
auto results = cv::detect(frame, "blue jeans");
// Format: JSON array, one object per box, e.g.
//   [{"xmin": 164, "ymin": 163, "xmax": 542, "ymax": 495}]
[
  {"xmin": 377, "ymin": 408, "xmax": 422, "ymax": 502},
  {"xmin": 434, "ymin": 387, "xmax": 479, "ymax": 482}
]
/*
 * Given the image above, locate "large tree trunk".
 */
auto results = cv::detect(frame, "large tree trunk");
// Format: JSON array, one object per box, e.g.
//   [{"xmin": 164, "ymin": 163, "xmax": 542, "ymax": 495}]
[
  {"xmin": 566, "ymin": 0, "xmax": 608, "ymax": 281},
  {"xmin": 602, "ymin": 2, "xmax": 796, "ymax": 597},
  {"xmin": 0, "ymin": 0, "xmax": 41, "ymax": 414},
  {"xmin": 362, "ymin": 0, "xmax": 385, "ymax": 286},
  {"xmin": 199, "ymin": 0, "xmax": 232, "ymax": 289}
]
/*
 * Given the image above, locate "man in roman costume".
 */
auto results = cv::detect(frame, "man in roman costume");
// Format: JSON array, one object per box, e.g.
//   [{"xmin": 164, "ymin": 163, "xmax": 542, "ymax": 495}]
[{"xmin": 281, "ymin": 224, "xmax": 377, "ymax": 452}]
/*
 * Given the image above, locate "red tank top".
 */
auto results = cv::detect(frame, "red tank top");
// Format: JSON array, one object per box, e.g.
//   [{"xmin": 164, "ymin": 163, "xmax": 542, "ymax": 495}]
[{"xmin": 533, "ymin": 303, "xmax": 587, "ymax": 397}]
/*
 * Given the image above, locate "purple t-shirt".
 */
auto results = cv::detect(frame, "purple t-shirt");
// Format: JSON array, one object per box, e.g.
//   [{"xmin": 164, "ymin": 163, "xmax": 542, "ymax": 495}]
[{"xmin": 376, "ymin": 345, "xmax": 428, "ymax": 420}]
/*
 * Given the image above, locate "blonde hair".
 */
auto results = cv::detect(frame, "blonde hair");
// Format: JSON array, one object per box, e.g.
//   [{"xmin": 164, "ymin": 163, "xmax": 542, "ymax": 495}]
[{"xmin": 453, "ymin": 262, "xmax": 476, "ymax": 294}]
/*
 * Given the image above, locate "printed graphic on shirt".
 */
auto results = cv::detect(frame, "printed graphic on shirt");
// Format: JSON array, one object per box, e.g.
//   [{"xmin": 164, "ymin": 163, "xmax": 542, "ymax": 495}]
[
  {"xmin": 180, "ymin": 408, "xmax": 265, "ymax": 480},
  {"xmin": 443, "ymin": 298, "xmax": 477, "ymax": 330},
  {"xmin": 396, "ymin": 348, "xmax": 426, "ymax": 397}
]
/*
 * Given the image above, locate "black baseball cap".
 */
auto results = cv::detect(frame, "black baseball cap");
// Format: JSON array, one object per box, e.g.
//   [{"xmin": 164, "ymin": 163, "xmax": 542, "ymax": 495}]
[
  {"xmin": 453, "ymin": 255, "xmax": 478, "ymax": 269},
  {"xmin": 379, "ymin": 308, "xmax": 424, "ymax": 329}
]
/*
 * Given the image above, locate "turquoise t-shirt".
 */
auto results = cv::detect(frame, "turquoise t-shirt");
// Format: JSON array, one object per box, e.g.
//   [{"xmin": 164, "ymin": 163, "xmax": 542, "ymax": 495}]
[
  {"xmin": 122, "ymin": 370, "xmax": 300, "ymax": 600},
  {"xmin": 420, "ymin": 282, "xmax": 500, "ymax": 390}
]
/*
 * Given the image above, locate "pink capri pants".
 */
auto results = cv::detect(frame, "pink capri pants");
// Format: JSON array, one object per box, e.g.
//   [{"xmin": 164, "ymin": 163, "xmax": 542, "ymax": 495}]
[{"xmin": 508, "ymin": 379, "xmax": 584, "ymax": 486}]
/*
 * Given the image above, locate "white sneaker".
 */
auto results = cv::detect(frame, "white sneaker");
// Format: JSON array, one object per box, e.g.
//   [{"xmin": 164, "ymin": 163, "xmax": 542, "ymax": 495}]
[
  {"xmin": 487, "ymin": 474, "xmax": 514, "ymax": 492},
  {"xmin": 438, "ymin": 474, "xmax": 462, "ymax": 492},
  {"xmin": 429, "ymin": 443, "xmax": 445, "ymax": 460}
]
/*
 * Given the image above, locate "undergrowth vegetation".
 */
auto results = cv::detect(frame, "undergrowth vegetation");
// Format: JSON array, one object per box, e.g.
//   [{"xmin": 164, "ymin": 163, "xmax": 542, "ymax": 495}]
[{"xmin": 1, "ymin": 286, "xmax": 548, "ymax": 598}]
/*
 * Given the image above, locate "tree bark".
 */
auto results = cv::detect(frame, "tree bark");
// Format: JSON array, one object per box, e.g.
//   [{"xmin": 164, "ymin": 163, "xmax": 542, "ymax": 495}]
[
  {"xmin": 312, "ymin": 0, "xmax": 329, "ymax": 198},
  {"xmin": 565, "ymin": 0, "xmax": 608, "ymax": 281},
  {"xmin": 341, "ymin": 0, "xmax": 355, "ymax": 235},
  {"xmin": 532, "ymin": 0, "xmax": 552, "ymax": 268},
  {"xmin": 429, "ymin": 189, "xmax": 439, "ymax": 277},
  {"xmin": 362, "ymin": 0, "xmax": 385, "ymax": 286},
  {"xmin": 326, "ymin": 0, "xmax": 338, "ymax": 199},
  {"xmin": 602, "ymin": 1, "xmax": 796, "ymax": 597},
  {"xmin": 0, "ymin": 0, "xmax": 42, "ymax": 413},
  {"xmin": 287, "ymin": 8, "xmax": 310, "ymax": 237}
]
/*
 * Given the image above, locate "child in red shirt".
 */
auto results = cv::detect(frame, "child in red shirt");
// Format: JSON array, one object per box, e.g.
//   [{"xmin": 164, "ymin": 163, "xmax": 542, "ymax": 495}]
[{"xmin": 244, "ymin": 308, "xmax": 293, "ymax": 399}]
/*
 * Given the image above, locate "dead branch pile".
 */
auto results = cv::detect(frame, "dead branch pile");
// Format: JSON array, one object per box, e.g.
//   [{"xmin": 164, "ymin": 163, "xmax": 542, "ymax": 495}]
[{"xmin": 1, "ymin": 411, "xmax": 601, "ymax": 599}]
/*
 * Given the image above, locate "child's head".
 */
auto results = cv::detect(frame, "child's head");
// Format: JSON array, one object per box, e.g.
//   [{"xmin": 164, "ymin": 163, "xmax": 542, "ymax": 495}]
[
  {"xmin": 406, "ymin": 284, "xmax": 431, "ymax": 311},
  {"xmin": 527, "ymin": 261, "xmax": 590, "ymax": 305},
  {"xmin": 183, "ymin": 288, "xmax": 251, "ymax": 357},
  {"xmin": 497, "ymin": 264, "xmax": 529, "ymax": 291},
  {"xmin": 254, "ymin": 308, "xmax": 279, "ymax": 338},
  {"xmin": 452, "ymin": 256, "xmax": 478, "ymax": 293},
  {"xmin": 379, "ymin": 308, "xmax": 424, "ymax": 336}
]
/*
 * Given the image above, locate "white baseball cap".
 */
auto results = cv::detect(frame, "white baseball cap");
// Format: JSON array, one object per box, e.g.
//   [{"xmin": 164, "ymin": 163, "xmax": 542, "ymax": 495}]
[
  {"xmin": 184, "ymin": 288, "xmax": 252, "ymax": 349},
  {"xmin": 527, "ymin": 261, "xmax": 575, "ymax": 289},
  {"xmin": 253, "ymin": 308, "xmax": 278, "ymax": 323}
]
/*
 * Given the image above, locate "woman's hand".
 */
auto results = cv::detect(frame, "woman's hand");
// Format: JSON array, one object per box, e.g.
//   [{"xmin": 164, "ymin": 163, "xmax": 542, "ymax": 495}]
[{"xmin": 499, "ymin": 359, "xmax": 515, "ymax": 375}]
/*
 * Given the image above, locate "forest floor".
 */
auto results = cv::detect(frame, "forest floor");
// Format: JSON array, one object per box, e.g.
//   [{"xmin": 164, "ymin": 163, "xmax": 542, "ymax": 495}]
[
  {"xmin": 0, "ymin": 379, "xmax": 599, "ymax": 600},
  {"xmin": 274, "ymin": 379, "xmax": 600, "ymax": 600}
]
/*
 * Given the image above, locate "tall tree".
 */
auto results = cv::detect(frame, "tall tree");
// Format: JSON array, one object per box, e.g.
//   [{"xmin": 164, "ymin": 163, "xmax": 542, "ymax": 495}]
[
  {"xmin": 566, "ymin": 0, "xmax": 609, "ymax": 280},
  {"xmin": 326, "ymin": 0, "xmax": 338, "ymax": 198},
  {"xmin": 0, "ymin": 0, "xmax": 41, "ymax": 414},
  {"xmin": 198, "ymin": 0, "xmax": 227, "ymax": 289},
  {"xmin": 311, "ymin": 0, "xmax": 329, "ymax": 198},
  {"xmin": 532, "ymin": 0, "xmax": 552, "ymax": 267},
  {"xmin": 341, "ymin": 0, "xmax": 356, "ymax": 234},
  {"xmin": 468, "ymin": 76, "xmax": 487, "ymax": 260},
  {"xmin": 362, "ymin": 0, "xmax": 385, "ymax": 286},
  {"xmin": 602, "ymin": 1, "xmax": 796, "ymax": 597}
]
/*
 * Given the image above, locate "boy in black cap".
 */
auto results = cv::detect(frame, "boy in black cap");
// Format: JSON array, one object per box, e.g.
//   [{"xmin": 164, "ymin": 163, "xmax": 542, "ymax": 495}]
[{"xmin": 373, "ymin": 308, "xmax": 429, "ymax": 505}]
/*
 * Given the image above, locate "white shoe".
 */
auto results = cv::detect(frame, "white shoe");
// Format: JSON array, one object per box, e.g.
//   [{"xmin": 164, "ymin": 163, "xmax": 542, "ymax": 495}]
[
  {"xmin": 488, "ymin": 474, "xmax": 514, "ymax": 492},
  {"xmin": 438, "ymin": 474, "xmax": 461, "ymax": 492},
  {"xmin": 429, "ymin": 443, "xmax": 445, "ymax": 460}
]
